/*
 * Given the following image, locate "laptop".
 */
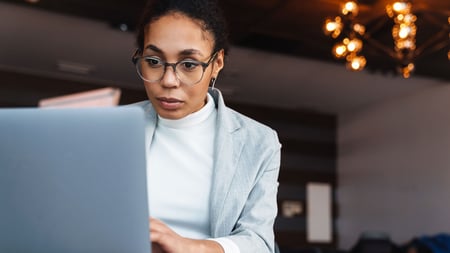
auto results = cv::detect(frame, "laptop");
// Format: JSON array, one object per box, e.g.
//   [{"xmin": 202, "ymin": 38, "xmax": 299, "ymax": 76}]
[{"xmin": 0, "ymin": 107, "xmax": 151, "ymax": 253}]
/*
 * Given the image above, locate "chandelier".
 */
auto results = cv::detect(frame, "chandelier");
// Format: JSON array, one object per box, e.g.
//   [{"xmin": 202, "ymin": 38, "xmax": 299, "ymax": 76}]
[{"xmin": 324, "ymin": 1, "xmax": 450, "ymax": 78}]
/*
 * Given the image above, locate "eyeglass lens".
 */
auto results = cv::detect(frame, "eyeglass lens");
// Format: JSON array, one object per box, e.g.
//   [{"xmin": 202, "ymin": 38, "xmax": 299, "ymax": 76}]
[{"xmin": 136, "ymin": 58, "xmax": 206, "ymax": 86}]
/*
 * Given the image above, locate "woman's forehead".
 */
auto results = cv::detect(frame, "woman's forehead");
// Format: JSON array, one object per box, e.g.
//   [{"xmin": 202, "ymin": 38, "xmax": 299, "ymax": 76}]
[{"xmin": 144, "ymin": 12, "xmax": 214, "ymax": 56}]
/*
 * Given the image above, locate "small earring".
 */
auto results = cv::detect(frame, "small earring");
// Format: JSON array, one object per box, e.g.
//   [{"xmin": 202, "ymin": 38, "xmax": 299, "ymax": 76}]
[{"xmin": 210, "ymin": 77, "xmax": 217, "ymax": 89}]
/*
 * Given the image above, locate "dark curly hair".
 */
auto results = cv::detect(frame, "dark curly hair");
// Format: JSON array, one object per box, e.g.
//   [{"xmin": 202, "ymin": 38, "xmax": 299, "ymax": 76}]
[{"xmin": 136, "ymin": 0, "xmax": 230, "ymax": 56}]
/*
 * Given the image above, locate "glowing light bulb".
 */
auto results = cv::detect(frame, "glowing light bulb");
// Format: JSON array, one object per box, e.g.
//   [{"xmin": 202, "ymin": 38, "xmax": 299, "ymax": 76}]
[
  {"xmin": 393, "ymin": 2, "xmax": 408, "ymax": 12},
  {"xmin": 387, "ymin": 1, "xmax": 411, "ymax": 17},
  {"xmin": 324, "ymin": 17, "xmax": 343, "ymax": 38},
  {"xmin": 333, "ymin": 43, "xmax": 348, "ymax": 58},
  {"xmin": 346, "ymin": 38, "xmax": 363, "ymax": 52},
  {"xmin": 399, "ymin": 63, "xmax": 414, "ymax": 78},
  {"xmin": 403, "ymin": 14, "xmax": 416, "ymax": 24},
  {"xmin": 353, "ymin": 24, "xmax": 365, "ymax": 35},
  {"xmin": 399, "ymin": 25, "xmax": 411, "ymax": 39},
  {"xmin": 342, "ymin": 1, "xmax": 359, "ymax": 16},
  {"xmin": 326, "ymin": 22, "xmax": 337, "ymax": 32},
  {"xmin": 346, "ymin": 54, "xmax": 366, "ymax": 71}
]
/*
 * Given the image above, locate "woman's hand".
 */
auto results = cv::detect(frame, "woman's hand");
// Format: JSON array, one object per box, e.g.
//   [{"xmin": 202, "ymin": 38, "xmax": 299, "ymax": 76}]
[{"xmin": 149, "ymin": 217, "xmax": 224, "ymax": 253}]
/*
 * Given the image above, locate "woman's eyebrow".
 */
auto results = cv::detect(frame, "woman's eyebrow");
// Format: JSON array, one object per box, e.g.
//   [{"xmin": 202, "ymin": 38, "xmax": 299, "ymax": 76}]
[
  {"xmin": 179, "ymin": 49, "xmax": 204, "ymax": 57},
  {"xmin": 144, "ymin": 44, "xmax": 162, "ymax": 53},
  {"xmin": 144, "ymin": 45, "xmax": 204, "ymax": 57}
]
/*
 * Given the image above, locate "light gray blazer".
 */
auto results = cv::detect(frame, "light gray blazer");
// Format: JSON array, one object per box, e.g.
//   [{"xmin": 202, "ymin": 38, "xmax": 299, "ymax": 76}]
[{"xmin": 134, "ymin": 88, "xmax": 281, "ymax": 253}]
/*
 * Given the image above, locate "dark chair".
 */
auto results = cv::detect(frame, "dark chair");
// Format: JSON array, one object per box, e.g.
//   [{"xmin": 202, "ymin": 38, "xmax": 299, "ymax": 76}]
[{"xmin": 350, "ymin": 232, "xmax": 399, "ymax": 253}]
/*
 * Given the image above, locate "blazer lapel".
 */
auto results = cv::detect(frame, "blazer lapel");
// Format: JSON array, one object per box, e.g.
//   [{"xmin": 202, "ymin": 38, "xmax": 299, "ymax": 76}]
[{"xmin": 209, "ymin": 89, "xmax": 245, "ymax": 236}]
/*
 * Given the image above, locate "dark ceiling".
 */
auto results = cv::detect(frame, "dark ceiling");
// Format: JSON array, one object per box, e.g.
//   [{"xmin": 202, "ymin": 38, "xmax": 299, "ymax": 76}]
[{"xmin": 1, "ymin": 0, "xmax": 449, "ymax": 81}]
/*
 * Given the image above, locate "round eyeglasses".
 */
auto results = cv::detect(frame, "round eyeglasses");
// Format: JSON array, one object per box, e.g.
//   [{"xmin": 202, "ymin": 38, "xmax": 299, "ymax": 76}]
[{"xmin": 132, "ymin": 51, "xmax": 218, "ymax": 86}]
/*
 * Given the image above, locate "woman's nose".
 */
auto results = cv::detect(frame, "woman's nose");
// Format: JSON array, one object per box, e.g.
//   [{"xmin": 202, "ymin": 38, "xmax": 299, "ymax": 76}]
[{"xmin": 160, "ymin": 65, "xmax": 180, "ymax": 88}]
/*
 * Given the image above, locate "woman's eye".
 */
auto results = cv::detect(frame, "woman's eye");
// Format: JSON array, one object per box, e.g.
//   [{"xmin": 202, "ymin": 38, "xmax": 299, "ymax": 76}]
[
  {"xmin": 179, "ymin": 61, "xmax": 200, "ymax": 71},
  {"xmin": 144, "ymin": 57, "xmax": 163, "ymax": 67}
]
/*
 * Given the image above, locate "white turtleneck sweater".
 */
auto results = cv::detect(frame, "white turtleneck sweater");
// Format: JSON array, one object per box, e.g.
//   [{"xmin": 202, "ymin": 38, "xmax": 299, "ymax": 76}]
[{"xmin": 147, "ymin": 93, "xmax": 239, "ymax": 253}]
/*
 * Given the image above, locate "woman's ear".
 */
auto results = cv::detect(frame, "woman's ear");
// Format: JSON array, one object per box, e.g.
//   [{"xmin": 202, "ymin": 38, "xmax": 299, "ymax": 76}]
[{"xmin": 212, "ymin": 49, "xmax": 225, "ymax": 76}]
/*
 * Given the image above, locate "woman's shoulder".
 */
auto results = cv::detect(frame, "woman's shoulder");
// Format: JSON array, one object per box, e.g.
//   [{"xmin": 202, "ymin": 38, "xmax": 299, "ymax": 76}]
[
  {"xmin": 226, "ymin": 106, "xmax": 268, "ymax": 129},
  {"xmin": 224, "ymin": 106, "xmax": 280, "ymax": 144}
]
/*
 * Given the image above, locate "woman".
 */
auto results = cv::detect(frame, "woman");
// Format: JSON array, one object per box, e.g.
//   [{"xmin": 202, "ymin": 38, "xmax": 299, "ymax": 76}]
[{"xmin": 131, "ymin": 0, "xmax": 281, "ymax": 252}]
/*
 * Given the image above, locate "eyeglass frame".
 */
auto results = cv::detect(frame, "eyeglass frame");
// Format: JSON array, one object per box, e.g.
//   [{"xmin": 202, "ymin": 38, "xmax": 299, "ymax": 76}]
[{"xmin": 131, "ymin": 49, "xmax": 219, "ymax": 86}]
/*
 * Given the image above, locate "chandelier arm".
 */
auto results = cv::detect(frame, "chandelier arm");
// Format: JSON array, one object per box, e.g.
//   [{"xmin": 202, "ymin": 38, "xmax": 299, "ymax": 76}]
[
  {"xmin": 362, "ymin": 34, "xmax": 398, "ymax": 60},
  {"xmin": 422, "ymin": 12, "xmax": 450, "ymax": 29},
  {"xmin": 411, "ymin": 11, "xmax": 449, "ymax": 59},
  {"xmin": 414, "ymin": 39, "xmax": 450, "ymax": 59},
  {"xmin": 364, "ymin": 16, "xmax": 391, "ymax": 36},
  {"xmin": 352, "ymin": 15, "xmax": 399, "ymax": 59}
]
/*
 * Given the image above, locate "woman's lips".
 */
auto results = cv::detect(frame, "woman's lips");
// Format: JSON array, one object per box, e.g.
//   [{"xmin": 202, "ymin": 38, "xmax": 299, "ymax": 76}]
[{"xmin": 157, "ymin": 97, "xmax": 183, "ymax": 110}]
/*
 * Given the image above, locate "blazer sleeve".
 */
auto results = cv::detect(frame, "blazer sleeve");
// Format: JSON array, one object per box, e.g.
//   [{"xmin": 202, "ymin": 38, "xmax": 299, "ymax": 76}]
[{"xmin": 227, "ymin": 128, "xmax": 281, "ymax": 253}]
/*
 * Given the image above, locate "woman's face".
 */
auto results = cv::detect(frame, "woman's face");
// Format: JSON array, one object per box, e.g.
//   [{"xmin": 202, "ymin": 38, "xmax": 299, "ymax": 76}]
[{"xmin": 142, "ymin": 12, "xmax": 224, "ymax": 119}]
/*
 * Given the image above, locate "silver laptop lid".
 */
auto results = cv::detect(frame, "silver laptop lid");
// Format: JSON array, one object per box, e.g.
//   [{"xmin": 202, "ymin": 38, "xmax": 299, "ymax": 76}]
[{"xmin": 0, "ymin": 107, "xmax": 150, "ymax": 253}]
